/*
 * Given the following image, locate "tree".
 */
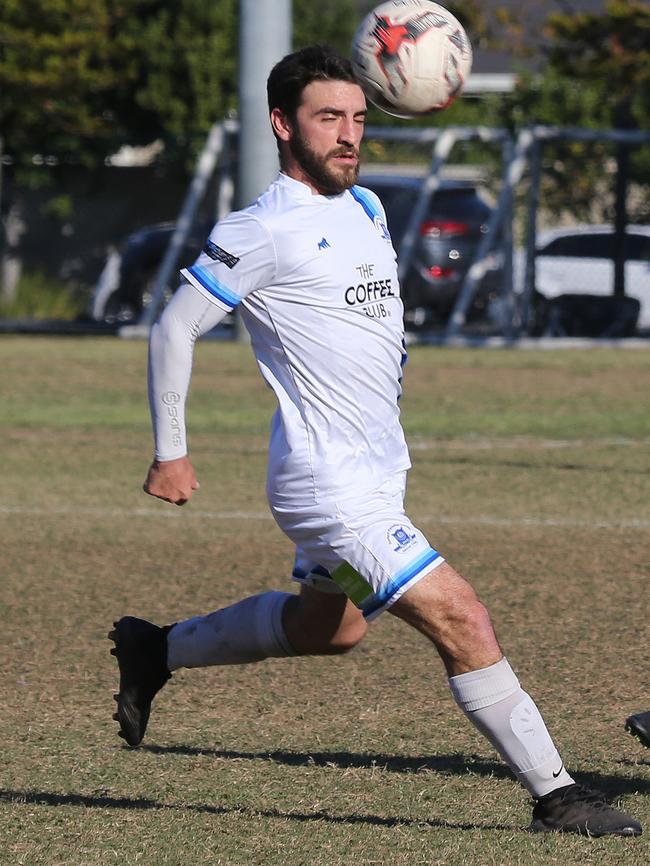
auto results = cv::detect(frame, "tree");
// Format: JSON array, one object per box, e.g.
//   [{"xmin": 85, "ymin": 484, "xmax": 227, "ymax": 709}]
[
  {"xmin": 0, "ymin": 0, "xmax": 373, "ymax": 174},
  {"xmin": 545, "ymin": 0, "xmax": 650, "ymax": 130},
  {"xmin": 294, "ymin": 0, "xmax": 358, "ymax": 54},
  {"xmin": 0, "ymin": 0, "xmax": 241, "ymax": 298},
  {"xmin": 0, "ymin": 0, "xmax": 377, "ymax": 299},
  {"xmin": 496, "ymin": 0, "xmax": 650, "ymax": 223},
  {"xmin": 0, "ymin": 0, "xmax": 239, "ymax": 175}
]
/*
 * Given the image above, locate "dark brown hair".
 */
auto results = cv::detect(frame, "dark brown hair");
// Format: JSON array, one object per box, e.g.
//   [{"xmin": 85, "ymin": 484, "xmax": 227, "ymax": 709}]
[{"xmin": 267, "ymin": 44, "xmax": 356, "ymax": 120}]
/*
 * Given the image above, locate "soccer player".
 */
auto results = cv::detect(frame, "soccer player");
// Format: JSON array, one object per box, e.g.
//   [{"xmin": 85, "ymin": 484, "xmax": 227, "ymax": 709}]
[{"xmin": 109, "ymin": 45, "xmax": 641, "ymax": 838}]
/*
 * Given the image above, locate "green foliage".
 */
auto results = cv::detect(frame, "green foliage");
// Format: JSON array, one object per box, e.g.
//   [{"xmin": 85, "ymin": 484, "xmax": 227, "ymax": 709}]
[
  {"xmin": 293, "ymin": 0, "xmax": 358, "ymax": 54},
  {"xmin": 0, "ymin": 0, "xmax": 239, "ymax": 176},
  {"xmin": 496, "ymin": 0, "xmax": 650, "ymax": 222},
  {"xmin": 3, "ymin": 0, "xmax": 649, "ymax": 248},
  {"xmin": 545, "ymin": 0, "xmax": 650, "ymax": 128},
  {"xmin": 0, "ymin": 270, "xmax": 85, "ymax": 319},
  {"xmin": 0, "ymin": 0, "xmax": 515, "ymax": 178},
  {"xmin": 490, "ymin": 0, "xmax": 650, "ymax": 133},
  {"xmin": 1, "ymin": 0, "xmax": 126, "ymax": 170}
]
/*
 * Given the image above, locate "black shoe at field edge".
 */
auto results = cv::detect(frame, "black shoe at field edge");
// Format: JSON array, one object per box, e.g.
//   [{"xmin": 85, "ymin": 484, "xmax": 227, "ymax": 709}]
[
  {"xmin": 625, "ymin": 711, "xmax": 650, "ymax": 748},
  {"xmin": 531, "ymin": 783, "xmax": 642, "ymax": 837},
  {"xmin": 108, "ymin": 616, "xmax": 172, "ymax": 746}
]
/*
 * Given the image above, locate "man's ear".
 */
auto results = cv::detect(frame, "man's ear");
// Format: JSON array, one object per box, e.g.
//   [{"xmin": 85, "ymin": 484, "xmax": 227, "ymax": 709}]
[{"xmin": 270, "ymin": 108, "xmax": 293, "ymax": 142}]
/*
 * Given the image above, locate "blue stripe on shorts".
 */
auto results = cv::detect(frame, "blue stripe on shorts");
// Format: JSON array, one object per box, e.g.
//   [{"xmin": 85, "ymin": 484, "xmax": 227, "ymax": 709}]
[{"xmin": 361, "ymin": 546, "xmax": 443, "ymax": 619}]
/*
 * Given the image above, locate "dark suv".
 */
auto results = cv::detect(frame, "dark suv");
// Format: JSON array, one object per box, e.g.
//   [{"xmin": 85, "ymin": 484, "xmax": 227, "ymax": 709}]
[
  {"xmin": 361, "ymin": 173, "xmax": 503, "ymax": 326},
  {"xmin": 90, "ymin": 172, "xmax": 502, "ymax": 327}
]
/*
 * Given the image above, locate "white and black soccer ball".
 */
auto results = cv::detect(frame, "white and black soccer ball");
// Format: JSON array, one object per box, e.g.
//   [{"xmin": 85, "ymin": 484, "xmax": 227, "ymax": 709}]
[{"xmin": 351, "ymin": 0, "xmax": 473, "ymax": 118}]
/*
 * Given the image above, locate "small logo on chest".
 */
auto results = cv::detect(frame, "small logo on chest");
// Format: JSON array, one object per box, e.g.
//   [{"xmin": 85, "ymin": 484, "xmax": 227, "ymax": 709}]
[
  {"xmin": 317, "ymin": 237, "xmax": 331, "ymax": 251},
  {"xmin": 374, "ymin": 215, "xmax": 391, "ymax": 242}
]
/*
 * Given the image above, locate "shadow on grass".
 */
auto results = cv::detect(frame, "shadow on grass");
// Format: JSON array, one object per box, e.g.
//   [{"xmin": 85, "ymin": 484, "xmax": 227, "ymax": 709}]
[
  {"xmin": 421, "ymin": 454, "xmax": 650, "ymax": 476},
  {"xmin": 139, "ymin": 745, "xmax": 650, "ymax": 798},
  {"xmin": 0, "ymin": 788, "xmax": 516, "ymax": 832},
  {"xmin": 3, "ymin": 751, "xmax": 646, "ymax": 831}
]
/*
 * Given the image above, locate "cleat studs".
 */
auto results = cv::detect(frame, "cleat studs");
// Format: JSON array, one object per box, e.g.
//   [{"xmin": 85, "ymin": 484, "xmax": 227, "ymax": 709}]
[
  {"xmin": 118, "ymin": 730, "xmax": 126, "ymax": 740},
  {"xmin": 109, "ymin": 648, "xmax": 117, "ymax": 656},
  {"xmin": 113, "ymin": 693, "xmax": 119, "ymax": 702},
  {"xmin": 113, "ymin": 713, "xmax": 119, "ymax": 721}
]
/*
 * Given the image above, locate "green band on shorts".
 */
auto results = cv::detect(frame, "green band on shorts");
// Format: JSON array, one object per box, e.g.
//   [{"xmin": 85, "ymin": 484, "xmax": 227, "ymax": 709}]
[{"xmin": 330, "ymin": 561, "xmax": 373, "ymax": 606}]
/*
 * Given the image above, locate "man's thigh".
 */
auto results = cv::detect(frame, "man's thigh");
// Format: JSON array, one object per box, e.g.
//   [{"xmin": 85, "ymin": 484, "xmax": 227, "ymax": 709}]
[{"xmin": 274, "ymin": 473, "xmax": 445, "ymax": 620}]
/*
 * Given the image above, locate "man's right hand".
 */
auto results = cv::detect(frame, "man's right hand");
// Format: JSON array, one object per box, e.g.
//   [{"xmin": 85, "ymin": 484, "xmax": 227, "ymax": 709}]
[{"xmin": 143, "ymin": 456, "xmax": 200, "ymax": 506}]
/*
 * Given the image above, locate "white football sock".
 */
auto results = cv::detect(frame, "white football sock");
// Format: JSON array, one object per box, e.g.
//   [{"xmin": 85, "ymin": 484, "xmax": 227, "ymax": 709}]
[
  {"xmin": 166, "ymin": 591, "xmax": 295, "ymax": 670},
  {"xmin": 449, "ymin": 657, "xmax": 575, "ymax": 797}
]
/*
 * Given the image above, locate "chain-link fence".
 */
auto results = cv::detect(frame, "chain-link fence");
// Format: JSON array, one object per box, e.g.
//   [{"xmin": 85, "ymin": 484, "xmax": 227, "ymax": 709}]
[
  {"xmin": 1, "ymin": 123, "xmax": 649, "ymax": 341},
  {"xmin": 360, "ymin": 125, "xmax": 650, "ymax": 342}
]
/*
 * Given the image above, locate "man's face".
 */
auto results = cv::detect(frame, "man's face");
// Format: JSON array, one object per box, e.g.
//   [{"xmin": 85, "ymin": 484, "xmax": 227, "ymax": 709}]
[{"xmin": 277, "ymin": 79, "xmax": 367, "ymax": 195}]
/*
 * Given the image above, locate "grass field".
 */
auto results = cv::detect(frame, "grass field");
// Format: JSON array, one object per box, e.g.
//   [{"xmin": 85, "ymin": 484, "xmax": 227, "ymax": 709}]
[{"xmin": 1, "ymin": 336, "xmax": 649, "ymax": 866}]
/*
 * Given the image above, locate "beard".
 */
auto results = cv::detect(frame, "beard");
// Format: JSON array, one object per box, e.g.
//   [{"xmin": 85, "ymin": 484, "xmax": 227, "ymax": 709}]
[{"xmin": 289, "ymin": 130, "xmax": 360, "ymax": 195}]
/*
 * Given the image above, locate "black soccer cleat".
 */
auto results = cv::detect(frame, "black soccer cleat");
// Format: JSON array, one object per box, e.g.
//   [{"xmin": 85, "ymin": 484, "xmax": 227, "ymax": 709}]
[
  {"xmin": 108, "ymin": 616, "xmax": 172, "ymax": 746},
  {"xmin": 531, "ymin": 783, "xmax": 642, "ymax": 837},
  {"xmin": 625, "ymin": 711, "xmax": 650, "ymax": 748}
]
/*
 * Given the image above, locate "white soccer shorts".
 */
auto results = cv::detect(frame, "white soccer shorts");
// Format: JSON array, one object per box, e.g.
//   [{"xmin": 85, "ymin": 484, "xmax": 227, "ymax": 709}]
[{"xmin": 271, "ymin": 472, "xmax": 445, "ymax": 620}]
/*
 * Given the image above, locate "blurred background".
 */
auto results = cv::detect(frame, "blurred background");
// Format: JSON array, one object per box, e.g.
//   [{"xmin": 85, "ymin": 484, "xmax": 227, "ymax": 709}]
[{"xmin": 1, "ymin": 0, "xmax": 648, "ymax": 340}]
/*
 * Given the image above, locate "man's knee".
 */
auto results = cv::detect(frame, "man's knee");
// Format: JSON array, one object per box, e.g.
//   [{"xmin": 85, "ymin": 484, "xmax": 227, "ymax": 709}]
[
  {"xmin": 283, "ymin": 591, "xmax": 368, "ymax": 656},
  {"xmin": 455, "ymin": 595, "xmax": 494, "ymax": 641},
  {"xmin": 321, "ymin": 615, "xmax": 368, "ymax": 655},
  {"xmin": 389, "ymin": 562, "xmax": 502, "ymax": 672},
  {"xmin": 389, "ymin": 563, "xmax": 495, "ymax": 639}
]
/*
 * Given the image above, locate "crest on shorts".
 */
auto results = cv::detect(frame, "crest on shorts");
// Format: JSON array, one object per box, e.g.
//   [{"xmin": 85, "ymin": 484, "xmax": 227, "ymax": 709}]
[{"xmin": 388, "ymin": 523, "xmax": 417, "ymax": 553}]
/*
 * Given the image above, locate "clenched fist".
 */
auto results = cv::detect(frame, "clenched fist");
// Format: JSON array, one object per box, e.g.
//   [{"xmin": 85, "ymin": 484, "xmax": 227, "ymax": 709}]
[{"xmin": 144, "ymin": 456, "xmax": 200, "ymax": 505}]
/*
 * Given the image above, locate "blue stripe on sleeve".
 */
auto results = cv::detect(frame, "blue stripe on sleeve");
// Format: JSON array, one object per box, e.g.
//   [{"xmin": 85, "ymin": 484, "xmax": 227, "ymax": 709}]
[
  {"xmin": 186, "ymin": 265, "xmax": 241, "ymax": 309},
  {"xmin": 350, "ymin": 186, "xmax": 380, "ymax": 222}
]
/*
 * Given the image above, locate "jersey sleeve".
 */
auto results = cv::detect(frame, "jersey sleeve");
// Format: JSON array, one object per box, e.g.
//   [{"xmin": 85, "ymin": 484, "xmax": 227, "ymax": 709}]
[{"xmin": 181, "ymin": 211, "xmax": 277, "ymax": 311}]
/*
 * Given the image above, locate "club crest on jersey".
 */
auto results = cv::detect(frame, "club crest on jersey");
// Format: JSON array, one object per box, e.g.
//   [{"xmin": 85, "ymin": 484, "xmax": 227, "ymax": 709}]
[
  {"xmin": 374, "ymin": 215, "xmax": 391, "ymax": 242},
  {"xmin": 388, "ymin": 524, "xmax": 417, "ymax": 553},
  {"xmin": 318, "ymin": 237, "xmax": 331, "ymax": 250},
  {"xmin": 204, "ymin": 240, "xmax": 240, "ymax": 269}
]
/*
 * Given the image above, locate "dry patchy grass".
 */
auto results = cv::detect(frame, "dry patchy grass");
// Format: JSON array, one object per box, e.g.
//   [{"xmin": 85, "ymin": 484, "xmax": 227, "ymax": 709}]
[{"xmin": 1, "ymin": 337, "xmax": 649, "ymax": 865}]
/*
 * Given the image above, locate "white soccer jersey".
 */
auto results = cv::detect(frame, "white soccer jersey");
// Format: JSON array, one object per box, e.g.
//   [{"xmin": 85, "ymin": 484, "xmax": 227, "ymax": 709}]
[{"xmin": 177, "ymin": 172, "xmax": 411, "ymax": 507}]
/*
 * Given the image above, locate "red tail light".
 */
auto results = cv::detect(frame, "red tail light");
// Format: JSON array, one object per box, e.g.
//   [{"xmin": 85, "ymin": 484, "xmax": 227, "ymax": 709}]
[
  {"xmin": 420, "ymin": 220, "xmax": 470, "ymax": 237},
  {"xmin": 427, "ymin": 266, "xmax": 455, "ymax": 279}
]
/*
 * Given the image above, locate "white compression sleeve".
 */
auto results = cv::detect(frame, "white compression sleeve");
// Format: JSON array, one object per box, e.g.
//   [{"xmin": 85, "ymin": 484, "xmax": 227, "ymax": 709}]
[{"xmin": 148, "ymin": 282, "xmax": 229, "ymax": 461}]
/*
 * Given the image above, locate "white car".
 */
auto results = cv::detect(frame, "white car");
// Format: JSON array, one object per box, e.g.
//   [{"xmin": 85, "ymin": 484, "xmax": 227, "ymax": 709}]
[{"xmin": 514, "ymin": 225, "xmax": 650, "ymax": 331}]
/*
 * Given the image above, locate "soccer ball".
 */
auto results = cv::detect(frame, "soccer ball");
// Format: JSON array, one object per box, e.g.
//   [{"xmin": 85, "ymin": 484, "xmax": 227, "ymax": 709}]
[{"xmin": 351, "ymin": 0, "xmax": 473, "ymax": 118}]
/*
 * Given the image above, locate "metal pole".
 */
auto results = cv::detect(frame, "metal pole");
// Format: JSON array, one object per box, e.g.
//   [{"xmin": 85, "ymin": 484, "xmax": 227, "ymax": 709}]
[
  {"xmin": 613, "ymin": 142, "xmax": 629, "ymax": 298},
  {"xmin": 445, "ymin": 129, "xmax": 533, "ymax": 340},
  {"xmin": 134, "ymin": 122, "xmax": 227, "ymax": 331},
  {"xmin": 397, "ymin": 128, "xmax": 457, "ymax": 287},
  {"xmin": 236, "ymin": 0, "xmax": 291, "ymax": 341},
  {"xmin": 238, "ymin": 0, "xmax": 291, "ymax": 209},
  {"xmin": 499, "ymin": 135, "xmax": 515, "ymax": 341},
  {"xmin": 521, "ymin": 137, "xmax": 542, "ymax": 335}
]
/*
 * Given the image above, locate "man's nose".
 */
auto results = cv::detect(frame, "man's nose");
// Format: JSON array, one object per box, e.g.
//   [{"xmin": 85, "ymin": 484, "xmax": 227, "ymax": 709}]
[{"xmin": 338, "ymin": 116, "xmax": 360, "ymax": 145}]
